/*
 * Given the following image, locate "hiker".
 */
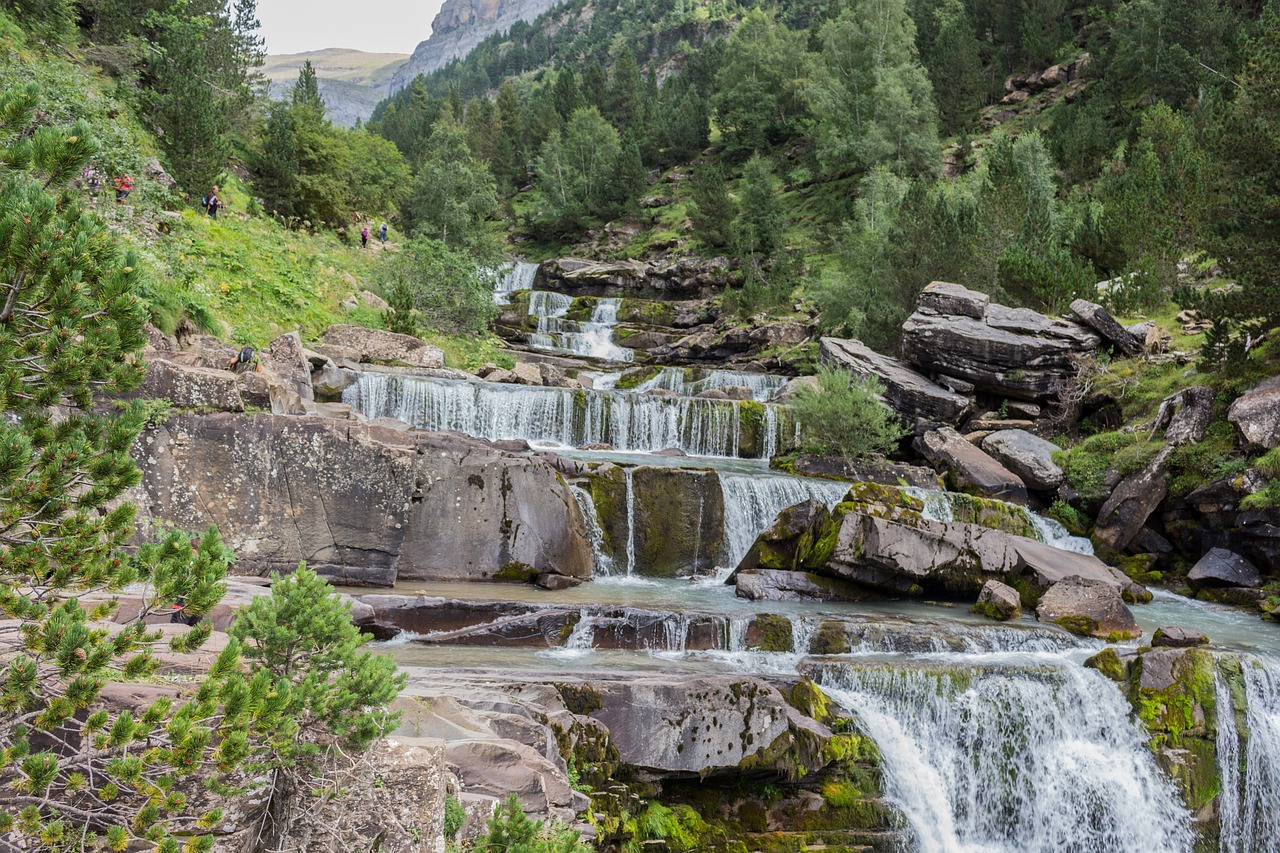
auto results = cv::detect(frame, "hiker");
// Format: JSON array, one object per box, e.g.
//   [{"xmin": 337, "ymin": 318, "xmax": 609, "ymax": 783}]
[
  {"xmin": 379, "ymin": 221, "xmax": 388, "ymax": 244},
  {"xmin": 361, "ymin": 226, "xmax": 369, "ymax": 248},
  {"xmin": 82, "ymin": 165, "xmax": 102, "ymax": 203},
  {"xmin": 227, "ymin": 345, "xmax": 256, "ymax": 374},
  {"xmin": 113, "ymin": 174, "xmax": 132, "ymax": 203},
  {"xmin": 203, "ymin": 186, "xmax": 222, "ymax": 219}
]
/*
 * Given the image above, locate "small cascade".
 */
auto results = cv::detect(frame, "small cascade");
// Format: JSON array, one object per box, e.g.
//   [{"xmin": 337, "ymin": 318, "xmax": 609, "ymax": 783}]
[
  {"xmin": 545, "ymin": 610, "xmax": 595, "ymax": 659},
  {"xmin": 624, "ymin": 468, "xmax": 637, "ymax": 577},
  {"xmin": 588, "ymin": 367, "xmax": 790, "ymax": 402},
  {"xmin": 344, "ymin": 373, "xmax": 785, "ymax": 458},
  {"xmin": 495, "ymin": 260, "xmax": 538, "ymax": 304},
  {"xmin": 718, "ymin": 473, "xmax": 851, "ymax": 568},
  {"xmin": 525, "ymin": 292, "xmax": 633, "ymax": 362},
  {"xmin": 903, "ymin": 486, "xmax": 1095, "ymax": 555},
  {"xmin": 790, "ymin": 618, "xmax": 818, "ymax": 656},
  {"xmin": 904, "ymin": 486, "xmax": 955, "ymax": 522},
  {"xmin": 570, "ymin": 486, "xmax": 613, "ymax": 576},
  {"xmin": 1217, "ymin": 655, "xmax": 1280, "ymax": 853},
  {"xmin": 821, "ymin": 662, "xmax": 1195, "ymax": 853},
  {"xmin": 527, "ymin": 291, "xmax": 574, "ymax": 349}
]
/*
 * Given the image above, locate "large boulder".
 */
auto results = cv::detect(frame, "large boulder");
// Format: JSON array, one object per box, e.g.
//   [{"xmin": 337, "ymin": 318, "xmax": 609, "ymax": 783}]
[
  {"xmin": 321, "ymin": 324, "xmax": 445, "ymax": 369},
  {"xmin": 137, "ymin": 359, "xmax": 244, "ymax": 411},
  {"xmin": 819, "ymin": 337, "xmax": 972, "ymax": 423},
  {"xmin": 1228, "ymin": 377, "xmax": 1280, "ymax": 450},
  {"xmin": 1070, "ymin": 299, "xmax": 1143, "ymax": 356},
  {"xmin": 735, "ymin": 499, "xmax": 832, "ymax": 573},
  {"xmin": 1151, "ymin": 626, "xmax": 1209, "ymax": 648},
  {"xmin": 973, "ymin": 579, "xmax": 1021, "ymax": 621},
  {"xmin": 1187, "ymin": 547, "xmax": 1263, "ymax": 589},
  {"xmin": 981, "ymin": 429, "xmax": 1064, "ymax": 491},
  {"xmin": 917, "ymin": 427, "xmax": 1028, "ymax": 503},
  {"xmin": 901, "ymin": 282, "xmax": 1100, "ymax": 401},
  {"xmin": 1093, "ymin": 447, "xmax": 1171, "ymax": 552},
  {"xmin": 127, "ymin": 414, "xmax": 593, "ymax": 586},
  {"xmin": 734, "ymin": 569, "xmax": 867, "ymax": 602},
  {"xmin": 259, "ymin": 331, "xmax": 314, "ymax": 404},
  {"xmin": 1157, "ymin": 386, "xmax": 1215, "ymax": 446},
  {"xmin": 1035, "ymin": 576, "xmax": 1140, "ymax": 639}
]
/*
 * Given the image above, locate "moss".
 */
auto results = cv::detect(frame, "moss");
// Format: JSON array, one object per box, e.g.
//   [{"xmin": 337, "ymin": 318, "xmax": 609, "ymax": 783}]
[
  {"xmin": 614, "ymin": 365, "xmax": 664, "ymax": 390},
  {"xmin": 809, "ymin": 620, "xmax": 852, "ymax": 655},
  {"xmin": 972, "ymin": 600, "xmax": 1013, "ymax": 621},
  {"xmin": 786, "ymin": 680, "xmax": 832, "ymax": 722},
  {"xmin": 494, "ymin": 561, "xmax": 538, "ymax": 582},
  {"xmin": 747, "ymin": 614, "xmax": 794, "ymax": 652},
  {"xmin": 1050, "ymin": 614, "xmax": 1101, "ymax": 637},
  {"xmin": 947, "ymin": 493, "xmax": 1037, "ymax": 538},
  {"xmin": 558, "ymin": 611, "xmax": 582, "ymax": 645},
  {"xmin": 555, "ymin": 682, "xmax": 603, "ymax": 715},
  {"xmin": 1085, "ymin": 648, "xmax": 1129, "ymax": 682},
  {"xmin": 822, "ymin": 733, "xmax": 876, "ymax": 764}
]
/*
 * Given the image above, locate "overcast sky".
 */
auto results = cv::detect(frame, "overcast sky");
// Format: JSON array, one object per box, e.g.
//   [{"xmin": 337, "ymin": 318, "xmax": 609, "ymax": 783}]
[{"xmin": 256, "ymin": 0, "xmax": 444, "ymax": 55}]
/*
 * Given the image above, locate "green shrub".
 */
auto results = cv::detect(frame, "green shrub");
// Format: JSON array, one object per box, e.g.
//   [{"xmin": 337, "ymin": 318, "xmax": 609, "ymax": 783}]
[
  {"xmin": 791, "ymin": 367, "xmax": 906, "ymax": 460},
  {"xmin": 445, "ymin": 795, "xmax": 466, "ymax": 838},
  {"xmin": 476, "ymin": 794, "xmax": 593, "ymax": 853},
  {"xmin": 378, "ymin": 237, "xmax": 498, "ymax": 336}
]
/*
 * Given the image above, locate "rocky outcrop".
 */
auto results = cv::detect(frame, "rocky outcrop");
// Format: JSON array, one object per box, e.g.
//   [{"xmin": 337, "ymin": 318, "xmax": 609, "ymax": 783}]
[
  {"xmin": 819, "ymin": 337, "xmax": 972, "ymax": 422},
  {"xmin": 1070, "ymin": 298, "xmax": 1143, "ymax": 356},
  {"xmin": 537, "ymin": 257, "xmax": 743, "ymax": 298},
  {"xmin": 1034, "ymin": 576, "xmax": 1140, "ymax": 639},
  {"xmin": 1227, "ymin": 377, "xmax": 1280, "ymax": 450},
  {"xmin": 320, "ymin": 324, "xmax": 445, "ymax": 369},
  {"xmin": 781, "ymin": 454, "xmax": 941, "ymax": 488},
  {"xmin": 391, "ymin": 0, "xmax": 566, "ymax": 89},
  {"xmin": 981, "ymin": 429, "xmax": 1064, "ymax": 491},
  {"xmin": 1094, "ymin": 447, "xmax": 1172, "ymax": 552},
  {"xmin": 128, "ymin": 414, "xmax": 593, "ymax": 585},
  {"xmin": 900, "ymin": 282, "xmax": 1100, "ymax": 401},
  {"xmin": 917, "ymin": 427, "xmax": 1028, "ymax": 502},
  {"xmin": 1187, "ymin": 548, "xmax": 1263, "ymax": 590},
  {"xmin": 973, "ymin": 579, "xmax": 1021, "ymax": 620},
  {"xmin": 137, "ymin": 359, "xmax": 245, "ymax": 412}
]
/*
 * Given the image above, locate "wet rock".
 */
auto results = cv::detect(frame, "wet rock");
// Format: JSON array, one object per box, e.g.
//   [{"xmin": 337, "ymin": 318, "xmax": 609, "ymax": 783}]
[
  {"xmin": 981, "ymin": 429, "xmax": 1064, "ymax": 491},
  {"xmin": 127, "ymin": 414, "xmax": 593, "ymax": 585},
  {"xmin": 1187, "ymin": 548, "xmax": 1262, "ymax": 589},
  {"xmin": 1152, "ymin": 626, "xmax": 1209, "ymax": 648},
  {"xmin": 1070, "ymin": 298, "xmax": 1143, "ymax": 356},
  {"xmin": 819, "ymin": 337, "xmax": 972, "ymax": 423},
  {"xmin": 321, "ymin": 324, "xmax": 445, "ymax": 369},
  {"xmin": 973, "ymin": 579, "xmax": 1021, "ymax": 621},
  {"xmin": 312, "ymin": 364, "xmax": 359, "ymax": 400},
  {"xmin": 136, "ymin": 359, "xmax": 244, "ymax": 411},
  {"xmin": 735, "ymin": 499, "xmax": 832, "ymax": 573},
  {"xmin": 917, "ymin": 427, "xmax": 1028, "ymax": 503},
  {"xmin": 1094, "ymin": 446, "xmax": 1171, "ymax": 552},
  {"xmin": 536, "ymin": 572, "xmax": 582, "ymax": 591},
  {"xmin": 901, "ymin": 282, "xmax": 1100, "ymax": 401},
  {"xmin": 734, "ymin": 569, "xmax": 867, "ymax": 602},
  {"xmin": 1227, "ymin": 377, "xmax": 1280, "ymax": 449},
  {"xmin": 1035, "ymin": 576, "xmax": 1140, "ymax": 639}
]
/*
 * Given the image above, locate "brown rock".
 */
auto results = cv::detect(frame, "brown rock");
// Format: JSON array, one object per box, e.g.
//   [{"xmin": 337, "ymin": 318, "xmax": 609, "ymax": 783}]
[
  {"xmin": 1035, "ymin": 576, "xmax": 1140, "ymax": 639},
  {"xmin": 917, "ymin": 427, "xmax": 1028, "ymax": 503},
  {"xmin": 1152, "ymin": 626, "xmax": 1209, "ymax": 648}
]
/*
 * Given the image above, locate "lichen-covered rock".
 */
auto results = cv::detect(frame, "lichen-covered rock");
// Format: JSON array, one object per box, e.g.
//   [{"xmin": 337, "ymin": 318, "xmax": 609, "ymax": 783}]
[
  {"xmin": 321, "ymin": 324, "xmax": 445, "ymax": 368},
  {"xmin": 973, "ymin": 579, "xmax": 1021, "ymax": 620},
  {"xmin": 1035, "ymin": 576, "xmax": 1140, "ymax": 639},
  {"xmin": 735, "ymin": 500, "xmax": 833, "ymax": 573},
  {"xmin": 127, "ymin": 414, "xmax": 592, "ymax": 585},
  {"xmin": 137, "ymin": 359, "xmax": 244, "ymax": 411},
  {"xmin": 1094, "ymin": 446, "xmax": 1171, "ymax": 552},
  {"xmin": 917, "ymin": 427, "xmax": 1028, "ymax": 502},
  {"xmin": 259, "ymin": 331, "xmax": 314, "ymax": 404},
  {"xmin": 981, "ymin": 429, "xmax": 1064, "ymax": 491},
  {"xmin": 1228, "ymin": 376, "xmax": 1280, "ymax": 450}
]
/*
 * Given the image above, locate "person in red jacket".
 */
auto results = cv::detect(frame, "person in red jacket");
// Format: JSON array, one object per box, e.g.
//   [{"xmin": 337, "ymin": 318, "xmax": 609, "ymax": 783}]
[{"xmin": 114, "ymin": 174, "xmax": 132, "ymax": 203}]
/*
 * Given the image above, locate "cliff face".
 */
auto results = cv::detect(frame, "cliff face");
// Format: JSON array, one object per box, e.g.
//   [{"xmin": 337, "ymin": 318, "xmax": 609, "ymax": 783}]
[{"xmin": 390, "ymin": 0, "xmax": 565, "ymax": 91}]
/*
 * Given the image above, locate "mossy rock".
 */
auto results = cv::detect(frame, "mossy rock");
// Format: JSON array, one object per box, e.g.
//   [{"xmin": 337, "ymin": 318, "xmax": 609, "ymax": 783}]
[
  {"xmin": 840, "ymin": 482, "xmax": 925, "ymax": 522},
  {"xmin": 555, "ymin": 682, "xmax": 604, "ymax": 715},
  {"xmin": 809, "ymin": 620, "xmax": 852, "ymax": 655},
  {"xmin": 1084, "ymin": 647, "xmax": 1130, "ymax": 682},
  {"xmin": 786, "ymin": 680, "xmax": 832, "ymax": 722},
  {"xmin": 494, "ymin": 561, "xmax": 539, "ymax": 582},
  {"xmin": 745, "ymin": 614, "xmax": 794, "ymax": 652},
  {"xmin": 947, "ymin": 492, "xmax": 1037, "ymax": 538},
  {"xmin": 614, "ymin": 365, "xmax": 666, "ymax": 390}
]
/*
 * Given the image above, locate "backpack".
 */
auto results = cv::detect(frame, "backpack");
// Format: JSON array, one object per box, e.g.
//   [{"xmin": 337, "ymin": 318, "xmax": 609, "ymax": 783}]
[{"xmin": 201, "ymin": 195, "xmax": 209, "ymax": 207}]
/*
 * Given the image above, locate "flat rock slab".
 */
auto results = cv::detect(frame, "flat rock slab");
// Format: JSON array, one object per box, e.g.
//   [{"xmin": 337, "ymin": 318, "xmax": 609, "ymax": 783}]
[
  {"xmin": 819, "ymin": 337, "xmax": 972, "ymax": 423},
  {"xmin": 734, "ymin": 569, "xmax": 867, "ymax": 602},
  {"xmin": 137, "ymin": 359, "xmax": 244, "ymax": 412}
]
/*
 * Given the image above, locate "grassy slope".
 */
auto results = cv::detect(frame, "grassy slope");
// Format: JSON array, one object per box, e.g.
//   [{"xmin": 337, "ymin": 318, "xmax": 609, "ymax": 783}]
[
  {"xmin": 1, "ymin": 13, "xmax": 506, "ymax": 371},
  {"xmin": 261, "ymin": 49, "xmax": 409, "ymax": 88}
]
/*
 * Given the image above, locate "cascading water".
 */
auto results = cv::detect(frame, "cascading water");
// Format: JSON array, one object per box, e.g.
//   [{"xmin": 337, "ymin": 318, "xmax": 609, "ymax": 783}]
[
  {"xmin": 570, "ymin": 486, "xmax": 614, "ymax": 576},
  {"xmin": 525, "ymin": 292, "xmax": 633, "ymax": 362},
  {"xmin": 1217, "ymin": 655, "xmax": 1280, "ymax": 853},
  {"xmin": 904, "ymin": 486, "xmax": 1095, "ymax": 555},
  {"xmin": 624, "ymin": 467, "xmax": 637, "ymax": 577},
  {"xmin": 495, "ymin": 260, "xmax": 538, "ymax": 304},
  {"xmin": 588, "ymin": 367, "xmax": 789, "ymax": 402},
  {"xmin": 820, "ymin": 660, "xmax": 1196, "ymax": 853},
  {"xmin": 718, "ymin": 472, "xmax": 851, "ymax": 568},
  {"xmin": 344, "ymin": 372, "xmax": 784, "ymax": 458}
]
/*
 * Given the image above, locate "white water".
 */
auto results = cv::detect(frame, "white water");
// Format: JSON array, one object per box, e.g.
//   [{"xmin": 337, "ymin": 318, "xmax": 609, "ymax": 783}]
[
  {"xmin": 1217, "ymin": 655, "xmax": 1280, "ymax": 853},
  {"xmin": 821, "ymin": 661, "xmax": 1196, "ymax": 853},
  {"xmin": 588, "ymin": 367, "xmax": 789, "ymax": 402},
  {"xmin": 903, "ymin": 486, "xmax": 1095, "ymax": 555},
  {"xmin": 495, "ymin": 260, "xmax": 538, "ymax": 304},
  {"xmin": 527, "ymin": 292, "xmax": 633, "ymax": 362},
  {"xmin": 624, "ymin": 467, "xmax": 637, "ymax": 577},
  {"xmin": 570, "ymin": 486, "xmax": 614, "ymax": 576},
  {"xmin": 718, "ymin": 472, "xmax": 851, "ymax": 568},
  {"xmin": 344, "ymin": 372, "xmax": 785, "ymax": 458}
]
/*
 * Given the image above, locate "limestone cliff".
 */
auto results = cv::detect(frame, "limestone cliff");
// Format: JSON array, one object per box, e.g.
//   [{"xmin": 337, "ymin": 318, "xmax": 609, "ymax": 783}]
[{"xmin": 391, "ymin": 0, "xmax": 566, "ymax": 91}]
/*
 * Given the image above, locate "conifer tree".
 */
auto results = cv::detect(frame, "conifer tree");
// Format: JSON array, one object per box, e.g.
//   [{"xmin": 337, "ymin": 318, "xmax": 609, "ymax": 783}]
[
  {"xmin": 605, "ymin": 48, "xmax": 643, "ymax": 129},
  {"xmin": 689, "ymin": 165, "xmax": 736, "ymax": 248},
  {"xmin": 493, "ymin": 82, "xmax": 528, "ymax": 188},
  {"xmin": 0, "ymin": 84, "xmax": 275, "ymax": 852},
  {"xmin": 737, "ymin": 155, "xmax": 783, "ymax": 259},
  {"xmin": 292, "ymin": 58, "xmax": 325, "ymax": 116}
]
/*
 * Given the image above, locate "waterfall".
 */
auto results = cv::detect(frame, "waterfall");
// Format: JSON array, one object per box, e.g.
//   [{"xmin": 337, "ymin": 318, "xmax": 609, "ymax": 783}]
[
  {"xmin": 904, "ymin": 486, "xmax": 955, "ymax": 522},
  {"xmin": 527, "ymin": 291, "xmax": 574, "ymax": 349},
  {"xmin": 344, "ymin": 373, "xmax": 785, "ymax": 458},
  {"xmin": 587, "ymin": 367, "xmax": 790, "ymax": 402},
  {"xmin": 821, "ymin": 662, "xmax": 1196, "ymax": 853},
  {"xmin": 570, "ymin": 485, "xmax": 613, "ymax": 576},
  {"xmin": 1218, "ymin": 655, "xmax": 1280, "ymax": 853},
  {"xmin": 495, "ymin": 260, "xmax": 538, "ymax": 304},
  {"xmin": 525, "ymin": 292, "xmax": 633, "ymax": 362},
  {"xmin": 718, "ymin": 472, "xmax": 850, "ymax": 568},
  {"xmin": 624, "ymin": 467, "xmax": 637, "ymax": 577},
  {"xmin": 545, "ymin": 610, "xmax": 595, "ymax": 659}
]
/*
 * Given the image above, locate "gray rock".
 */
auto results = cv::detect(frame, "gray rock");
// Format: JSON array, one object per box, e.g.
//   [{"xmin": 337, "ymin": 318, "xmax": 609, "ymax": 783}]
[
  {"xmin": 917, "ymin": 427, "xmax": 1028, "ymax": 502},
  {"xmin": 1094, "ymin": 446, "xmax": 1171, "ymax": 552},
  {"xmin": 508, "ymin": 362, "xmax": 543, "ymax": 385},
  {"xmin": 819, "ymin": 337, "xmax": 972, "ymax": 423},
  {"xmin": 786, "ymin": 455, "xmax": 941, "ymax": 488},
  {"xmin": 257, "ymin": 332, "xmax": 315, "ymax": 406},
  {"xmin": 1187, "ymin": 548, "xmax": 1263, "ymax": 589},
  {"xmin": 169, "ymin": 333, "xmax": 240, "ymax": 370},
  {"xmin": 733, "ymin": 569, "xmax": 866, "ymax": 602},
  {"xmin": 1035, "ymin": 576, "xmax": 1140, "ymax": 639},
  {"xmin": 771, "ymin": 375, "xmax": 819, "ymax": 403},
  {"xmin": 917, "ymin": 280, "xmax": 989, "ymax": 318},
  {"xmin": 974, "ymin": 579, "xmax": 1021, "ymax": 620},
  {"xmin": 235, "ymin": 370, "xmax": 271, "ymax": 408},
  {"xmin": 1152, "ymin": 626, "xmax": 1209, "ymax": 648},
  {"xmin": 1070, "ymin": 298, "xmax": 1143, "ymax": 356},
  {"xmin": 137, "ymin": 359, "xmax": 244, "ymax": 412},
  {"xmin": 981, "ymin": 429, "xmax": 1064, "ymax": 490},
  {"xmin": 127, "ymin": 414, "xmax": 593, "ymax": 585},
  {"xmin": 321, "ymin": 324, "xmax": 445, "ymax": 369},
  {"xmin": 1228, "ymin": 377, "xmax": 1280, "ymax": 449},
  {"xmin": 312, "ymin": 365, "xmax": 359, "ymax": 400}
]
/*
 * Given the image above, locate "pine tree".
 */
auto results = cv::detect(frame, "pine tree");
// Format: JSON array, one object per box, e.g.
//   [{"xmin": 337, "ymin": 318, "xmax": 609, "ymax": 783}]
[
  {"xmin": 292, "ymin": 58, "xmax": 325, "ymax": 116},
  {"xmin": 253, "ymin": 101, "xmax": 301, "ymax": 219},
  {"xmin": 712, "ymin": 11, "xmax": 812, "ymax": 157},
  {"xmin": 927, "ymin": 0, "xmax": 983, "ymax": 135},
  {"xmin": 689, "ymin": 165, "xmax": 736, "ymax": 248},
  {"xmin": 493, "ymin": 82, "xmax": 528, "ymax": 188},
  {"xmin": 552, "ymin": 68, "xmax": 581, "ymax": 119},
  {"xmin": 0, "ymin": 84, "xmax": 276, "ymax": 852},
  {"xmin": 737, "ymin": 155, "xmax": 783, "ymax": 259},
  {"xmin": 605, "ymin": 48, "xmax": 643, "ymax": 129},
  {"xmin": 582, "ymin": 60, "xmax": 608, "ymax": 110}
]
